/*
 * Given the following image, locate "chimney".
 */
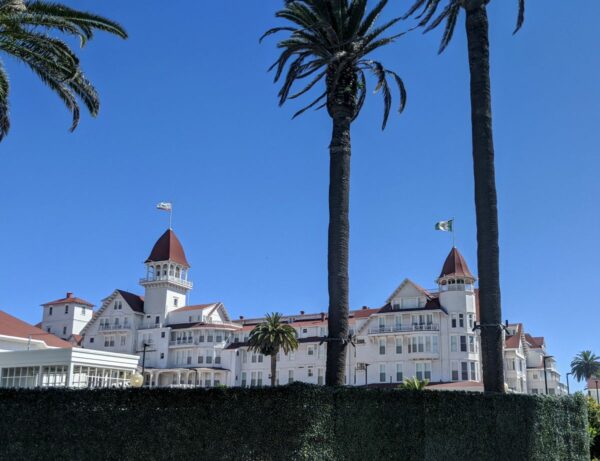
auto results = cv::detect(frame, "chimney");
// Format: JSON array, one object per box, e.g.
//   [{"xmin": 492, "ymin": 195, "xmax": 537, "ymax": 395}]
[
  {"xmin": 66, "ymin": 292, "xmax": 73, "ymax": 299},
  {"xmin": 300, "ymin": 310, "xmax": 305, "ymax": 315},
  {"xmin": 320, "ymin": 312, "xmax": 325, "ymax": 321},
  {"xmin": 239, "ymin": 316, "xmax": 244, "ymax": 320},
  {"xmin": 362, "ymin": 306, "xmax": 368, "ymax": 310}
]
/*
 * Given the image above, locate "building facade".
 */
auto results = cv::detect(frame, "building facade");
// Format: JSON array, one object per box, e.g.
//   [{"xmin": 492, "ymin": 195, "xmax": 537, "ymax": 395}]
[{"xmin": 63, "ymin": 228, "xmax": 567, "ymax": 394}]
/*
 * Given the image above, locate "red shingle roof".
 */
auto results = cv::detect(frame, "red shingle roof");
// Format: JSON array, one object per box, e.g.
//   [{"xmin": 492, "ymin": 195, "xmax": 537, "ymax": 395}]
[
  {"xmin": 145, "ymin": 229, "xmax": 190, "ymax": 267},
  {"xmin": 42, "ymin": 292, "xmax": 93, "ymax": 307},
  {"xmin": 505, "ymin": 323, "xmax": 523, "ymax": 349},
  {"xmin": 0, "ymin": 310, "xmax": 71, "ymax": 348},
  {"xmin": 172, "ymin": 303, "xmax": 216, "ymax": 313},
  {"xmin": 439, "ymin": 247, "xmax": 475, "ymax": 280}
]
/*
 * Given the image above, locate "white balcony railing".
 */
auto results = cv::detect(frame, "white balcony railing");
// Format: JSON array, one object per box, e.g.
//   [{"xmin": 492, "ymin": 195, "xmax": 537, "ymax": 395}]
[
  {"xmin": 99, "ymin": 324, "xmax": 132, "ymax": 331},
  {"xmin": 368, "ymin": 324, "xmax": 440, "ymax": 335},
  {"xmin": 139, "ymin": 275, "xmax": 193, "ymax": 289}
]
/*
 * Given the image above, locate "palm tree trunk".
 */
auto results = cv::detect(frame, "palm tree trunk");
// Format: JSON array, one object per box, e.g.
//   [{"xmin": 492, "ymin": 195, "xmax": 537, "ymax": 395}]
[
  {"xmin": 270, "ymin": 353, "xmax": 277, "ymax": 387},
  {"xmin": 325, "ymin": 110, "xmax": 351, "ymax": 386},
  {"xmin": 465, "ymin": 4, "xmax": 505, "ymax": 393}
]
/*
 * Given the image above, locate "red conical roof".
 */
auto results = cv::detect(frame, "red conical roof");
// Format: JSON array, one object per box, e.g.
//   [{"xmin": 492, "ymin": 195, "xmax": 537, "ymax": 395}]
[
  {"xmin": 145, "ymin": 229, "xmax": 190, "ymax": 267},
  {"xmin": 439, "ymin": 247, "xmax": 474, "ymax": 279}
]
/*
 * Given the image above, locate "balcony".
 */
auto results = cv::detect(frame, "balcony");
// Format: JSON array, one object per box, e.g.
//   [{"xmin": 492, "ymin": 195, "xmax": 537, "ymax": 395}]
[
  {"xmin": 99, "ymin": 323, "xmax": 132, "ymax": 332},
  {"xmin": 169, "ymin": 338, "xmax": 194, "ymax": 346},
  {"xmin": 139, "ymin": 275, "xmax": 193, "ymax": 289},
  {"xmin": 138, "ymin": 323, "xmax": 164, "ymax": 330},
  {"xmin": 368, "ymin": 324, "xmax": 440, "ymax": 335}
]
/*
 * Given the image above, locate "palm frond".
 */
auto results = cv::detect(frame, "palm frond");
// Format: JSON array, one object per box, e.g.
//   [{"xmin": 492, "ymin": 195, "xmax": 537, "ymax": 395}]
[{"xmin": 0, "ymin": 62, "xmax": 10, "ymax": 140}]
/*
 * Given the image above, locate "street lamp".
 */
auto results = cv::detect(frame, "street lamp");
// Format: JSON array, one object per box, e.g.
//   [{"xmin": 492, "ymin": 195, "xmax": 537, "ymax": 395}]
[
  {"xmin": 566, "ymin": 372, "xmax": 572, "ymax": 395},
  {"xmin": 542, "ymin": 355, "xmax": 554, "ymax": 395},
  {"xmin": 364, "ymin": 363, "xmax": 370, "ymax": 387}
]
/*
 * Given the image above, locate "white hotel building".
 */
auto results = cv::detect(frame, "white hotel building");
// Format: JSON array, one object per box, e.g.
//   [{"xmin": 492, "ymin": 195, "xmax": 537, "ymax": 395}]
[{"xmin": 26, "ymin": 228, "xmax": 565, "ymax": 394}]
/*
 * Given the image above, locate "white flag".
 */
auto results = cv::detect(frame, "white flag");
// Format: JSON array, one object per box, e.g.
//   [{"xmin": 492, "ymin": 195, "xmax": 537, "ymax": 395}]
[
  {"xmin": 156, "ymin": 202, "xmax": 172, "ymax": 212},
  {"xmin": 435, "ymin": 219, "xmax": 453, "ymax": 232}
]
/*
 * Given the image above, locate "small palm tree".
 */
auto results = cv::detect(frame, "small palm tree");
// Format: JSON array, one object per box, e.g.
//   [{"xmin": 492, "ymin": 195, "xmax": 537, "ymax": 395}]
[
  {"xmin": 571, "ymin": 351, "xmax": 600, "ymax": 383},
  {"xmin": 247, "ymin": 313, "xmax": 299, "ymax": 387},
  {"xmin": 403, "ymin": 0, "xmax": 526, "ymax": 393},
  {"xmin": 400, "ymin": 376, "xmax": 429, "ymax": 390},
  {"xmin": 0, "ymin": 0, "xmax": 127, "ymax": 141},
  {"xmin": 263, "ymin": 0, "xmax": 406, "ymax": 386}
]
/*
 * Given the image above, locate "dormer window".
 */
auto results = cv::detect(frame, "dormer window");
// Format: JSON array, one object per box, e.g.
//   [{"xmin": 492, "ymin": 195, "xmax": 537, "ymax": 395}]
[{"xmin": 64, "ymin": 305, "xmax": 69, "ymax": 314}]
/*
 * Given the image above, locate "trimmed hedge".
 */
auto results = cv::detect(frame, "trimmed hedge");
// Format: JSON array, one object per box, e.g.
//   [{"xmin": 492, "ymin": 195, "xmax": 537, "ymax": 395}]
[{"xmin": 0, "ymin": 384, "xmax": 589, "ymax": 461}]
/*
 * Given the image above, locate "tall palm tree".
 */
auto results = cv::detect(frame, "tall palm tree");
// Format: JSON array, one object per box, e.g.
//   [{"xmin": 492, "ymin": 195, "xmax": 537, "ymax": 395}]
[
  {"xmin": 0, "ymin": 0, "xmax": 126, "ymax": 141},
  {"xmin": 263, "ymin": 0, "xmax": 406, "ymax": 385},
  {"xmin": 247, "ymin": 313, "xmax": 299, "ymax": 387},
  {"xmin": 403, "ymin": 0, "xmax": 526, "ymax": 393},
  {"xmin": 571, "ymin": 351, "xmax": 600, "ymax": 383}
]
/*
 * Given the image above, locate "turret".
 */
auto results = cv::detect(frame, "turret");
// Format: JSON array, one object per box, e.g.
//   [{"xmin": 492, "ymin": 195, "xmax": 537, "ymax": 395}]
[
  {"xmin": 40, "ymin": 292, "xmax": 94, "ymax": 339},
  {"xmin": 139, "ymin": 229, "xmax": 192, "ymax": 325}
]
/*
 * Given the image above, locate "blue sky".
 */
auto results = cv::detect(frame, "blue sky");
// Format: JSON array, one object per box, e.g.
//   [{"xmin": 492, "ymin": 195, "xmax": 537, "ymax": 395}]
[{"xmin": 0, "ymin": 1, "xmax": 598, "ymax": 391}]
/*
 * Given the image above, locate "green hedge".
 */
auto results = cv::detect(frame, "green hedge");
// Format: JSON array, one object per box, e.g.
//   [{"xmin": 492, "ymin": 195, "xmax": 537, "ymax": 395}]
[{"xmin": 0, "ymin": 384, "xmax": 589, "ymax": 461}]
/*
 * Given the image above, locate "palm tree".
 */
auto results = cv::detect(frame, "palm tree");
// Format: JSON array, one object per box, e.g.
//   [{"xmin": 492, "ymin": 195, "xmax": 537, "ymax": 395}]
[
  {"xmin": 571, "ymin": 351, "xmax": 600, "ymax": 383},
  {"xmin": 403, "ymin": 0, "xmax": 526, "ymax": 393},
  {"xmin": 400, "ymin": 376, "xmax": 429, "ymax": 390},
  {"xmin": 247, "ymin": 313, "xmax": 299, "ymax": 387},
  {"xmin": 263, "ymin": 0, "xmax": 406, "ymax": 385},
  {"xmin": 0, "ymin": 0, "xmax": 126, "ymax": 141}
]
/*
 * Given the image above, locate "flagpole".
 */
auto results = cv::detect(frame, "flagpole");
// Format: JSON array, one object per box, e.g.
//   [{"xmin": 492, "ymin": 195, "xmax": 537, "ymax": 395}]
[
  {"xmin": 452, "ymin": 216, "xmax": 455, "ymax": 248},
  {"xmin": 169, "ymin": 206, "xmax": 173, "ymax": 229}
]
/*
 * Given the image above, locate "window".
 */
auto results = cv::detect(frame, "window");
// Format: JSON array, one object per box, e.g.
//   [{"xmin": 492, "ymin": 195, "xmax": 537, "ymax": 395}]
[
  {"xmin": 459, "ymin": 314, "xmax": 464, "ymax": 328},
  {"xmin": 395, "ymin": 337, "xmax": 403, "ymax": 354},
  {"xmin": 533, "ymin": 373, "xmax": 538, "ymax": 379},
  {"xmin": 198, "ymin": 356, "xmax": 204, "ymax": 364},
  {"xmin": 81, "ymin": 307, "xmax": 86, "ymax": 315},
  {"xmin": 318, "ymin": 368, "xmax": 324, "ymax": 385},
  {"xmin": 257, "ymin": 372, "xmax": 263, "ymax": 387},
  {"xmin": 451, "ymin": 314, "xmax": 457, "ymax": 328},
  {"xmin": 62, "ymin": 326, "xmax": 67, "ymax": 335},
  {"xmin": 451, "ymin": 361, "xmax": 459, "ymax": 381},
  {"xmin": 215, "ymin": 354, "xmax": 221, "ymax": 365},
  {"xmin": 160, "ymin": 353, "xmax": 164, "ymax": 359},
  {"xmin": 174, "ymin": 297, "xmax": 178, "ymax": 307},
  {"xmin": 461, "ymin": 362, "xmax": 469, "ymax": 381},
  {"xmin": 251, "ymin": 372, "xmax": 257, "ymax": 387},
  {"xmin": 199, "ymin": 334, "xmax": 205, "ymax": 343},
  {"xmin": 470, "ymin": 362, "xmax": 476, "ymax": 381},
  {"xmin": 207, "ymin": 331, "xmax": 214, "ymax": 342},
  {"xmin": 206, "ymin": 355, "xmax": 213, "ymax": 364},
  {"xmin": 155, "ymin": 316, "xmax": 160, "ymax": 325},
  {"xmin": 469, "ymin": 336, "xmax": 476, "ymax": 353},
  {"xmin": 104, "ymin": 336, "xmax": 115, "ymax": 347},
  {"xmin": 308, "ymin": 346, "xmax": 315, "ymax": 356},
  {"xmin": 241, "ymin": 372, "xmax": 247, "ymax": 387},
  {"xmin": 379, "ymin": 338, "xmax": 386, "ymax": 355},
  {"xmin": 49, "ymin": 307, "xmax": 53, "ymax": 316},
  {"xmin": 416, "ymin": 362, "xmax": 431, "ymax": 381},
  {"xmin": 242, "ymin": 350, "xmax": 247, "ymax": 363},
  {"xmin": 395, "ymin": 315, "xmax": 402, "ymax": 330},
  {"xmin": 460, "ymin": 336, "xmax": 467, "ymax": 352},
  {"xmin": 216, "ymin": 331, "xmax": 223, "ymax": 342},
  {"xmin": 378, "ymin": 317, "xmax": 385, "ymax": 331},
  {"xmin": 379, "ymin": 364, "xmax": 386, "ymax": 383},
  {"xmin": 396, "ymin": 364, "xmax": 403, "ymax": 382},
  {"xmin": 65, "ymin": 305, "xmax": 69, "ymax": 314},
  {"xmin": 308, "ymin": 368, "xmax": 314, "ymax": 378},
  {"xmin": 467, "ymin": 314, "xmax": 474, "ymax": 329},
  {"xmin": 531, "ymin": 388, "xmax": 538, "ymax": 395},
  {"xmin": 161, "ymin": 332, "xmax": 165, "ymax": 338},
  {"xmin": 251, "ymin": 353, "xmax": 257, "ymax": 363},
  {"xmin": 89, "ymin": 337, "xmax": 94, "ymax": 343},
  {"xmin": 120, "ymin": 336, "xmax": 126, "ymax": 346},
  {"xmin": 258, "ymin": 354, "xmax": 264, "ymax": 363},
  {"xmin": 288, "ymin": 370, "xmax": 294, "ymax": 384},
  {"xmin": 47, "ymin": 327, "xmax": 51, "ymax": 333}
]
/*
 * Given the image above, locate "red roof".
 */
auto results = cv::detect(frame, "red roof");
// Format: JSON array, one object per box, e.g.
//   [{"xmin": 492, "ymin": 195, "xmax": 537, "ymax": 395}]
[
  {"xmin": 42, "ymin": 292, "xmax": 93, "ymax": 307},
  {"xmin": 145, "ymin": 229, "xmax": 190, "ymax": 267},
  {"xmin": 505, "ymin": 323, "xmax": 523, "ymax": 349},
  {"xmin": 172, "ymin": 303, "xmax": 216, "ymax": 313},
  {"xmin": 439, "ymin": 247, "xmax": 475, "ymax": 280},
  {"xmin": 0, "ymin": 310, "xmax": 71, "ymax": 348},
  {"xmin": 525, "ymin": 334, "xmax": 544, "ymax": 349}
]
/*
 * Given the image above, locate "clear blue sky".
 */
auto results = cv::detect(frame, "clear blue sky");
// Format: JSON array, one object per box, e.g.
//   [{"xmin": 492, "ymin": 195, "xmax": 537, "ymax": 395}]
[{"xmin": 1, "ymin": 1, "xmax": 598, "ymax": 391}]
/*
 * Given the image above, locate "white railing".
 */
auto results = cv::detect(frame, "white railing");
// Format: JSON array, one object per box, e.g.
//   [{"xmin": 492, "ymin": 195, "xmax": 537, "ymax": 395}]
[
  {"xmin": 99, "ymin": 324, "xmax": 132, "ymax": 331},
  {"xmin": 169, "ymin": 338, "xmax": 194, "ymax": 346},
  {"xmin": 139, "ymin": 275, "xmax": 193, "ymax": 289},
  {"xmin": 368, "ymin": 324, "xmax": 440, "ymax": 334},
  {"xmin": 138, "ymin": 323, "xmax": 163, "ymax": 330}
]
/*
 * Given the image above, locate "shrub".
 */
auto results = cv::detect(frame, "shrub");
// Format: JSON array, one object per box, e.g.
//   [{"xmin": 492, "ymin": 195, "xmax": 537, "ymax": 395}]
[{"xmin": 0, "ymin": 384, "xmax": 589, "ymax": 461}]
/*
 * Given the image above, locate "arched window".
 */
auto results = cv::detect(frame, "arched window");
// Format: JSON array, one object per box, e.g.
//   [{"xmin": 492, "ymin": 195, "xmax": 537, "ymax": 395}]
[
  {"xmin": 155, "ymin": 265, "xmax": 161, "ymax": 279},
  {"xmin": 169, "ymin": 264, "xmax": 174, "ymax": 276},
  {"xmin": 162, "ymin": 264, "xmax": 168, "ymax": 276},
  {"xmin": 175, "ymin": 266, "xmax": 181, "ymax": 278}
]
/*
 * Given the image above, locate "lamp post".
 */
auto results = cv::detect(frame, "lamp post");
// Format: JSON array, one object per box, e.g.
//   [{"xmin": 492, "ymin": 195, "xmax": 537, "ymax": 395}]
[
  {"xmin": 595, "ymin": 379, "xmax": 599, "ymax": 402},
  {"xmin": 566, "ymin": 372, "xmax": 572, "ymax": 395},
  {"xmin": 542, "ymin": 355, "xmax": 554, "ymax": 395},
  {"xmin": 364, "ymin": 363, "xmax": 370, "ymax": 387}
]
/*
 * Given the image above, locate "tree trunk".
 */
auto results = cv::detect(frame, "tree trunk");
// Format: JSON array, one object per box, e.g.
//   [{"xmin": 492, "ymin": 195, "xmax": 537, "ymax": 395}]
[
  {"xmin": 465, "ymin": 4, "xmax": 505, "ymax": 393},
  {"xmin": 325, "ymin": 110, "xmax": 351, "ymax": 386},
  {"xmin": 270, "ymin": 353, "xmax": 277, "ymax": 387}
]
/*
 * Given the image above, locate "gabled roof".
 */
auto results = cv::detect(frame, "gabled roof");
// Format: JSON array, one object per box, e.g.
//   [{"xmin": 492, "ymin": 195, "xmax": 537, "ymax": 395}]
[
  {"xmin": 524, "ymin": 334, "xmax": 545, "ymax": 349},
  {"xmin": 145, "ymin": 229, "xmax": 190, "ymax": 267},
  {"xmin": 116, "ymin": 290, "xmax": 144, "ymax": 313},
  {"xmin": 386, "ymin": 278, "xmax": 433, "ymax": 304},
  {"xmin": 439, "ymin": 247, "xmax": 475, "ymax": 280},
  {"xmin": 505, "ymin": 323, "xmax": 523, "ymax": 349},
  {"xmin": 42, "ymin": 292, "xmax": 93, "ymax": 307},
  {"xmin": 0, "ymin": 310, "xmax": 71, "ymax": 348}
]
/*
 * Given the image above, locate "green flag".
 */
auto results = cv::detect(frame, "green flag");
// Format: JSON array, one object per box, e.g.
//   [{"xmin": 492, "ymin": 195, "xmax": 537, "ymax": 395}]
[{"xmin": 435, "ymin": 219, "xmax": 453, "ymax": 232}]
